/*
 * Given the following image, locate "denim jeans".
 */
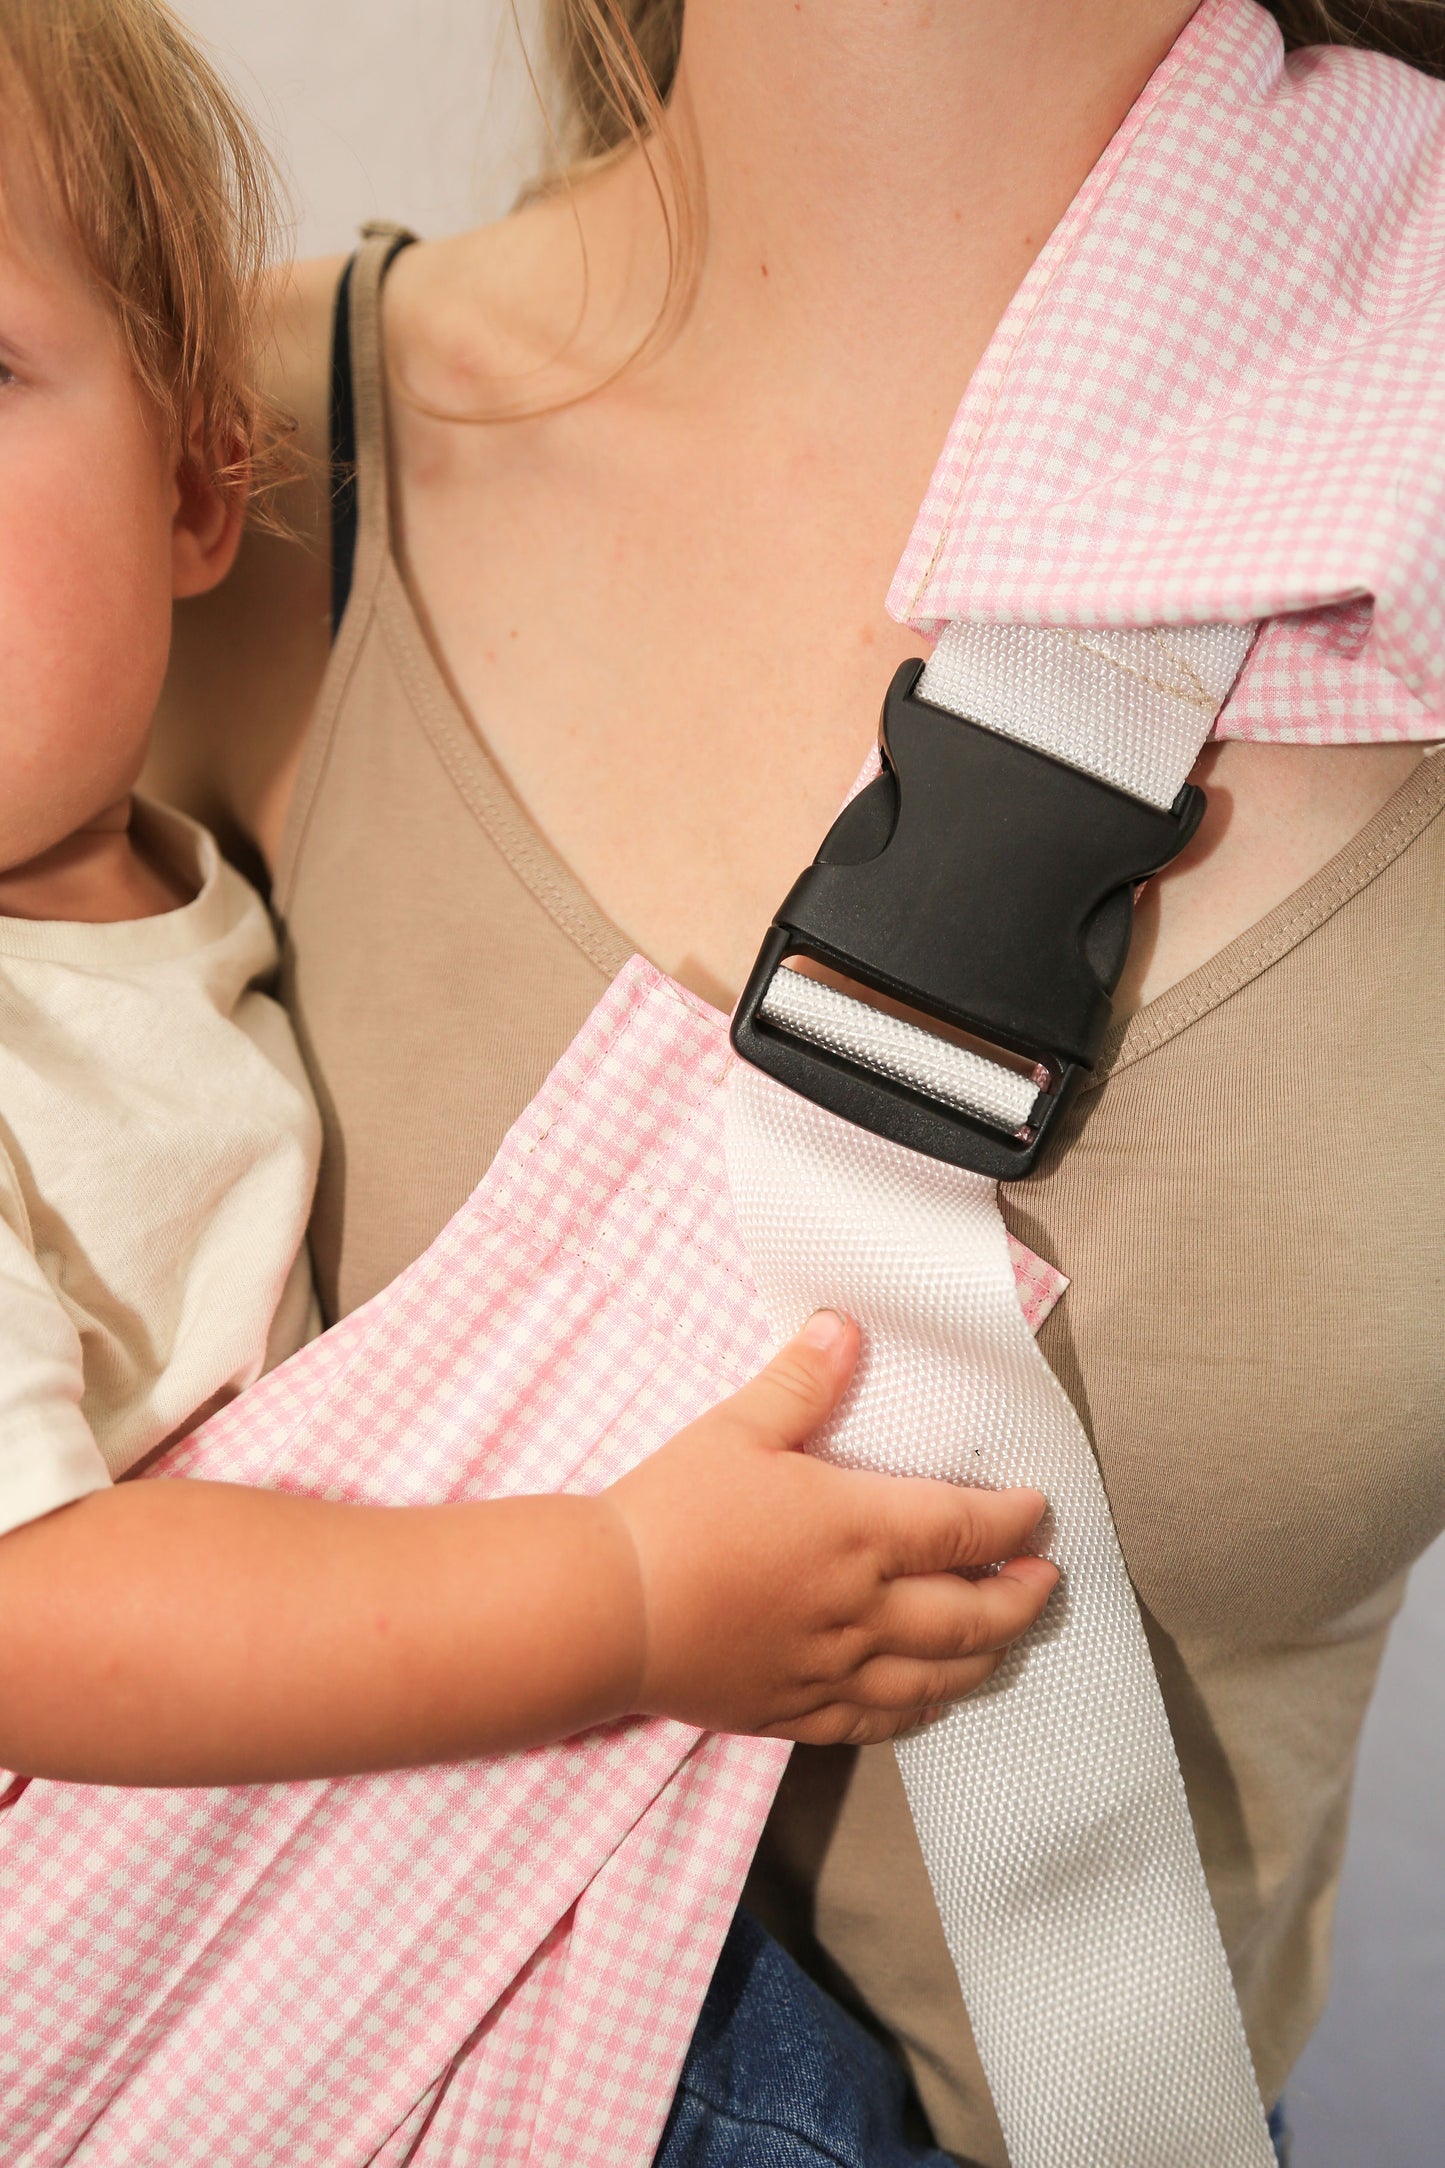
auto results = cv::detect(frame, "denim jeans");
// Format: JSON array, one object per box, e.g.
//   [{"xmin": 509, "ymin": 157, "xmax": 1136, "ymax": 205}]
[{"xmin": 655, "ymin": 1910, "xmax": 1290, "ymax": 2167}]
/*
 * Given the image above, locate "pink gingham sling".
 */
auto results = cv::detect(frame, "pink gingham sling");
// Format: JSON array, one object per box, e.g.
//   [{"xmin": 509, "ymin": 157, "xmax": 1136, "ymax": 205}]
[
  {"xmin": 4, "ymin": 1, "xmax": 1444, "ymax": 2162},
  {"xmin": 0, "ymin": 960, "xmax": 1059, "ymax": 2168}
]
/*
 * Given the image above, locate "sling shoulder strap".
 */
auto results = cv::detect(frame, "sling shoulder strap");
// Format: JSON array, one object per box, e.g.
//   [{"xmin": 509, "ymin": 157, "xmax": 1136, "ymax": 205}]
[{"xmin": 728, "ymin": 618, "xmax": 1278, "ymax": 2168}]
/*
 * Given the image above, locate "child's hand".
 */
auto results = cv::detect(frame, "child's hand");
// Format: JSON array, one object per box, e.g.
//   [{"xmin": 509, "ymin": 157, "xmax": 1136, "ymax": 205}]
[
  {"xmin": 0, "ymin": 1312, "xmax": 1052, "ymax": 1785},
  {"xmin": 603, "ymin": 1311, "xmax": 1057, "ymax": 1744}
]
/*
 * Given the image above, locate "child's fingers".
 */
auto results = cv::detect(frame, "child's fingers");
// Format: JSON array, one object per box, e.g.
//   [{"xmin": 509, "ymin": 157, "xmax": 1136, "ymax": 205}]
[
  {"xmin": 865, "ymin": 1555, "xmax": 1058, "ymax": 1664},
  {"xmin": 768, "ymin": 1559, "xmax": 1059, "ymax": 1743},
  {"xmin": 719, "ymin": 1310, "xmax": 860, "ymax": 1449},
  {"xmin": 865, "ymin": 1472, "xmax": 1050, "ymax": 1578},
  {"xmin": 769, "ymin": 1655, "xmax": 1003, "ymax": 1746},
  {"xmin": 835, "ymin": 1698, "xmax": 968, "ymax": 1747}
]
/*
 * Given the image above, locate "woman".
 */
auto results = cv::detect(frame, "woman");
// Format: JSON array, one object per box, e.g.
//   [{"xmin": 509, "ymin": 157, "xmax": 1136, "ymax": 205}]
[{"xmin": 155, "ymin": 0, "xmax": 1445, "ymax": 2161}]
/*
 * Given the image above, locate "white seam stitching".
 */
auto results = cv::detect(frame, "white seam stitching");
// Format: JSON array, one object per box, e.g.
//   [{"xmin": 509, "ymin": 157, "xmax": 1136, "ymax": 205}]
[{"xmin": 1054, "ymin": 629, "xmax": 1219, "ymax": 712}]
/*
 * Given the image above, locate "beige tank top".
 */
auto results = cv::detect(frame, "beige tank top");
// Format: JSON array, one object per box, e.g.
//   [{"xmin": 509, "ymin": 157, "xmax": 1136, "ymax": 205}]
[{"xmin": 275, "ymin": 230, "xmax": 1445, "ymax": 2166}]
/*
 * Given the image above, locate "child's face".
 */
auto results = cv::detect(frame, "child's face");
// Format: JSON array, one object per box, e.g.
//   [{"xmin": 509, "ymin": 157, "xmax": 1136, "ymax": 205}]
[{"xmin": 0, "ymin": 139, "xmax": 240, "ymax": 877}]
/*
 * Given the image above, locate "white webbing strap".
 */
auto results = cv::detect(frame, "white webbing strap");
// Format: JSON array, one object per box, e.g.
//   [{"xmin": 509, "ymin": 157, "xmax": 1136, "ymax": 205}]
[
  {"xmin": 757, "ymin": 965, "xmax": 1042, "ymax": 1134},
  {"xmin": 922, "ymin": 619, "xmax": 1255, "ymax": 808},
  {"xmin": 727, "ymin": 621, "xmax": 1276, "ymax": 2168}
]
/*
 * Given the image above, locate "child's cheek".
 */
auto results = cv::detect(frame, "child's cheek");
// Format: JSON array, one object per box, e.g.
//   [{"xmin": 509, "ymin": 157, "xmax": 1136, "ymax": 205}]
[{"xmin": 0, "ymin": 381, "xmax": 174, "ymax": 866}]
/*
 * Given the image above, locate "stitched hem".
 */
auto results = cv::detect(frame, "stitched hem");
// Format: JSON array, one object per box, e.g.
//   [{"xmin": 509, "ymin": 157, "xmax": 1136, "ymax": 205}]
[
  {"xmin": 376, "ymin": 574, "xmax": 635, "ymax": 981},
  {"xmin": 1094, "ymin": 748, "xmax": 1445, "ymax": 1082}
]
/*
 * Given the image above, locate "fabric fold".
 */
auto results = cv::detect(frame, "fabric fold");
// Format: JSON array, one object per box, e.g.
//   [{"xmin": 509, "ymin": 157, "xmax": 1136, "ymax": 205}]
[{"xmin": 890, "ymin": 0, "xmax": 1445, "ymax": 736}]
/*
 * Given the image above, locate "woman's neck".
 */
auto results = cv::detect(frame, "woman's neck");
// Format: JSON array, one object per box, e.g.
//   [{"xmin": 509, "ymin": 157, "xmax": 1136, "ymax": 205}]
[
  {"xmin": 409, "ymin": 2, "xmax": 1198, "ymax": 429},
  {"xmin": 656, "ymin": 0, "xmax": 1198, "ymax": 403}
]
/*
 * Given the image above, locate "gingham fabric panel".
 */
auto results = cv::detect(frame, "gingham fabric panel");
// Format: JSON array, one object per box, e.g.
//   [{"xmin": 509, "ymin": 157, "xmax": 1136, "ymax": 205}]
[
  {"xmin": 411, "ymin": 1736, "xmax": 775, "ymax": 2168},
  {"xmin": 889, "ymin": 0, "xmax": 1445, "ymax": 737},
  {"xmin": 0, "ymin": 963, "xmax": 780, "ymax": 2168},
  {"xmin": 0, "ymin": 957, "xmax": 1060, "ymax": 2166}
]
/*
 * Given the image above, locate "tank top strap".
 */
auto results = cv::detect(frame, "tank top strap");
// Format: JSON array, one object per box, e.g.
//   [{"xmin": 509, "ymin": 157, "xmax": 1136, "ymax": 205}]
[{"xmin": 330, "ymin": 221, "xmax": 417, "ymax": 632}]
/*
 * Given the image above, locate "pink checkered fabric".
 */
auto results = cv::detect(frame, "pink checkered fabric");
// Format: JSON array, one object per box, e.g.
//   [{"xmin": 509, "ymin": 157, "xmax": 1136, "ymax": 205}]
[
  {"xmin": 889, "ymin": 0, "xmax": 1445, "ymax": 740},
  {"xmin": 0, "ymin": 959, "xmax": 1057, "ymax": 2167},
  {"xmin": 0, "ymin": 964, "xmax": 780, "ymax": 2168},
  {"xmin": 1006, "ymin": 1235, "xmax": 1067, "ymax": 1335}
]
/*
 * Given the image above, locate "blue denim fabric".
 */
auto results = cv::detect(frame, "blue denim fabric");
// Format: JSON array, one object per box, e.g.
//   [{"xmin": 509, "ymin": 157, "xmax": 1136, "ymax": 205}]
[
  {"xmin": 656, "ymin": 1910, "xmax": 1291, "ymax": 2167},
  {"xmin": 654, "ymin": 1910, "xmax": 951, "ymax": 2167}
]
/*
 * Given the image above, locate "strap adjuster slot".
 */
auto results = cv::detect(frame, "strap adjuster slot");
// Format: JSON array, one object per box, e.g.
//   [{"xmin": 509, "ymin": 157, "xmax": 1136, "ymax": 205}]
[{"xmin": 731, "ymin": 659, "xmax": 1205, "ymax": 1178}]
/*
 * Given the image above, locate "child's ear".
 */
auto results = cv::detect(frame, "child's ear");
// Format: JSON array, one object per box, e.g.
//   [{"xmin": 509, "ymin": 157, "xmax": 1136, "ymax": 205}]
[{"xmin": 170, "ymin": 395, "xmax": 247, "ymax": 600}]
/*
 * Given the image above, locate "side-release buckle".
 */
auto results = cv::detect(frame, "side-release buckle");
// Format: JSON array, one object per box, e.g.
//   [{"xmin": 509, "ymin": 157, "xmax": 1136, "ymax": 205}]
[{"xmin": 730, "ymin": 658, "xmax": 1206, "ymax": 1179}]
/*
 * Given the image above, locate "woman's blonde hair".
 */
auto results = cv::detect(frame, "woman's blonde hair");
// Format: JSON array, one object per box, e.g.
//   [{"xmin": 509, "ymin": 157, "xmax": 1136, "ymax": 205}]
[
  {"xmin": 526, "ymin": 0, "xmax": 696, "ymax": 377},
  {"xmin": 0, "ymin": 0, "xmax": 287, "ymax": 513}
]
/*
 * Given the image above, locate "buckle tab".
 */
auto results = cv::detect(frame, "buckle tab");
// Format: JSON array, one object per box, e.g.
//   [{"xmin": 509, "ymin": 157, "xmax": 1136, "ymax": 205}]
[{"xmin": 731, "ymin": 659, "xmax": 1205, "ymax": 1178}]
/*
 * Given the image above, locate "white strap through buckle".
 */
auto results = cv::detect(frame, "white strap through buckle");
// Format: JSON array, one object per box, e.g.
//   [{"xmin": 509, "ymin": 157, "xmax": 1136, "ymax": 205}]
[{"xmin": 727, "ymin": 619, "xmax": 1275, "ymax": 2168}]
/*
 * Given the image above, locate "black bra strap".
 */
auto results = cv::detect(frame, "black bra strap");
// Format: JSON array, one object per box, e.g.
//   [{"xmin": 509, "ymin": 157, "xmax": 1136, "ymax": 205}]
[
  {"xmin": 327, "ymin": 256, "xmax": 359, "ymax": 638},
  {"xmin": 327, "ymin": 231, "xmax": 417, "ymax": 641}
]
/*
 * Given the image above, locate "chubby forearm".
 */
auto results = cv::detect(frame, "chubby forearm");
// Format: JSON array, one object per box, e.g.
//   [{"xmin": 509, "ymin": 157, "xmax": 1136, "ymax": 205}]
[
  {"xmin": 0, "ymin": 1479, "xmax": 646, "ymax": 1785},
  {"xmin": 0, "ymin": 1317, "xmax": 1059, "ymax": 1784}
]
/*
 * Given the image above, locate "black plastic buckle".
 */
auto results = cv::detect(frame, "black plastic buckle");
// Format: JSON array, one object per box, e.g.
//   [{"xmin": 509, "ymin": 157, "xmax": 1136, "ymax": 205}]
[{"xmin": 731, "ymin": 658, "xmax": 1206, "ymax": 1179}]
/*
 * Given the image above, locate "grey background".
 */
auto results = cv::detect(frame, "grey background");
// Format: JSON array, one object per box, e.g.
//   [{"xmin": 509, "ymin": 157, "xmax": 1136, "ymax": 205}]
[
  {"xmin": 181, "ymin": 0, "xmax": 546, "ymax": 257},
  {"xmin": 176, "ymin": 6, "xmax": 1445, "ymax": 2158}
]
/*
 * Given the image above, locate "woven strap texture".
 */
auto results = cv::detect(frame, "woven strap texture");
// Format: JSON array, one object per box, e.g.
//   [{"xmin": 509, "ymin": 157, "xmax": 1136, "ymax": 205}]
[{"xmin": 727, "ymin": 620, "xmax": 1277, "ymax": 2168}]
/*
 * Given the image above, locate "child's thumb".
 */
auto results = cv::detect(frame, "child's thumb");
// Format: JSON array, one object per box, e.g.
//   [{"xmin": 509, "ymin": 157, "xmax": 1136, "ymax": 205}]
[{"xmin": 727, "ymin": 1311, "xmax": 859, "ymax": 1449}]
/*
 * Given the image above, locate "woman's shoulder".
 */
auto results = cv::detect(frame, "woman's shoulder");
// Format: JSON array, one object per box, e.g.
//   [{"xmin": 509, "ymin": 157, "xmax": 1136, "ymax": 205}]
[
  {"xmin": 269, "ymin": 250, "xmax": 353, "ymax": 446},
  {"xmin": 383, "ymin": 167, "xmax": 652, "ymax": 418},
  {"xmin": 148, "ymin": 254, "xmax": 349, "ymax": 870},
  {"xmin": 149, "ymin": 173, "xmax": 635, "ymax": 869}
]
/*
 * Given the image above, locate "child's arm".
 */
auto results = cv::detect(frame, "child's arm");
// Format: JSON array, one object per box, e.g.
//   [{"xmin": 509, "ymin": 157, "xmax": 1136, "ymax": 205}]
[{"xmin": 0, "ymin": 1311, "xmax": 1055, "ymax": 1785}]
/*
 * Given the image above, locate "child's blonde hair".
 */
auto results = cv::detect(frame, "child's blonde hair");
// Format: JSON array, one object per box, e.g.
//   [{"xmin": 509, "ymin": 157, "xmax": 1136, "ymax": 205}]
[{"xmin": 0, "ymin": 0, "xmax": 287, "ymax": 513}]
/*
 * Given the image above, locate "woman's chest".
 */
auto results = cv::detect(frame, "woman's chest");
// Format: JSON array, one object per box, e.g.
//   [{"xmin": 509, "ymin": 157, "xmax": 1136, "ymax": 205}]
[
  {"xmin": 394, "ymin": 393, "xmax": 956, "ymax": 1007},
  {"xmin": 395, "ymin": 407, "xmax": 1425, "ymax": 1018},
  {"xmin": 288, "ymin": 595, "xmax": 1445, "ymax": 1654},
  {"xmin": 1003, "ymin": 807, "xmax": 1445, "ymax": 1651}
]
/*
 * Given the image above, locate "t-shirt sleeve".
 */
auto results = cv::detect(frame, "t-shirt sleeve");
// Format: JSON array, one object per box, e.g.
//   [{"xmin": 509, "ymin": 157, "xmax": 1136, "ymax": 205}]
[{"xmin": 0, "ymin": 1155, "xmax": 111, "ymax": 1538}]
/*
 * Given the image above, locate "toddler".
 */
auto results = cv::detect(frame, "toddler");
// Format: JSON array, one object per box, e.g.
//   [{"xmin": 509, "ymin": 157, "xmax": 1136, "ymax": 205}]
[{"xmin": 0, "ymin": 0, "xmax": 1053, "ymax": 1793}]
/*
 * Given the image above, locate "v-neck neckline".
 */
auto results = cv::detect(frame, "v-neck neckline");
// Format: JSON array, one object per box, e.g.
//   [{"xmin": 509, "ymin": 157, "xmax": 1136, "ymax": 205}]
[
  {"xmin": 1092, "ymin": 750, "xmax": 1445, "ymax": 1088},
  {"xmin": 304, "ymin": 214, "xmax": 1445, "ymax": 1081}
]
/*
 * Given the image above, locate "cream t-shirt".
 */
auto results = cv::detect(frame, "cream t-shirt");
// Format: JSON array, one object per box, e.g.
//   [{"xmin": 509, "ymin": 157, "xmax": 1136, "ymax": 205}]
[{"xmin": 0, "ymin": 801, "xmax": 321, "ymax": 1537}]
